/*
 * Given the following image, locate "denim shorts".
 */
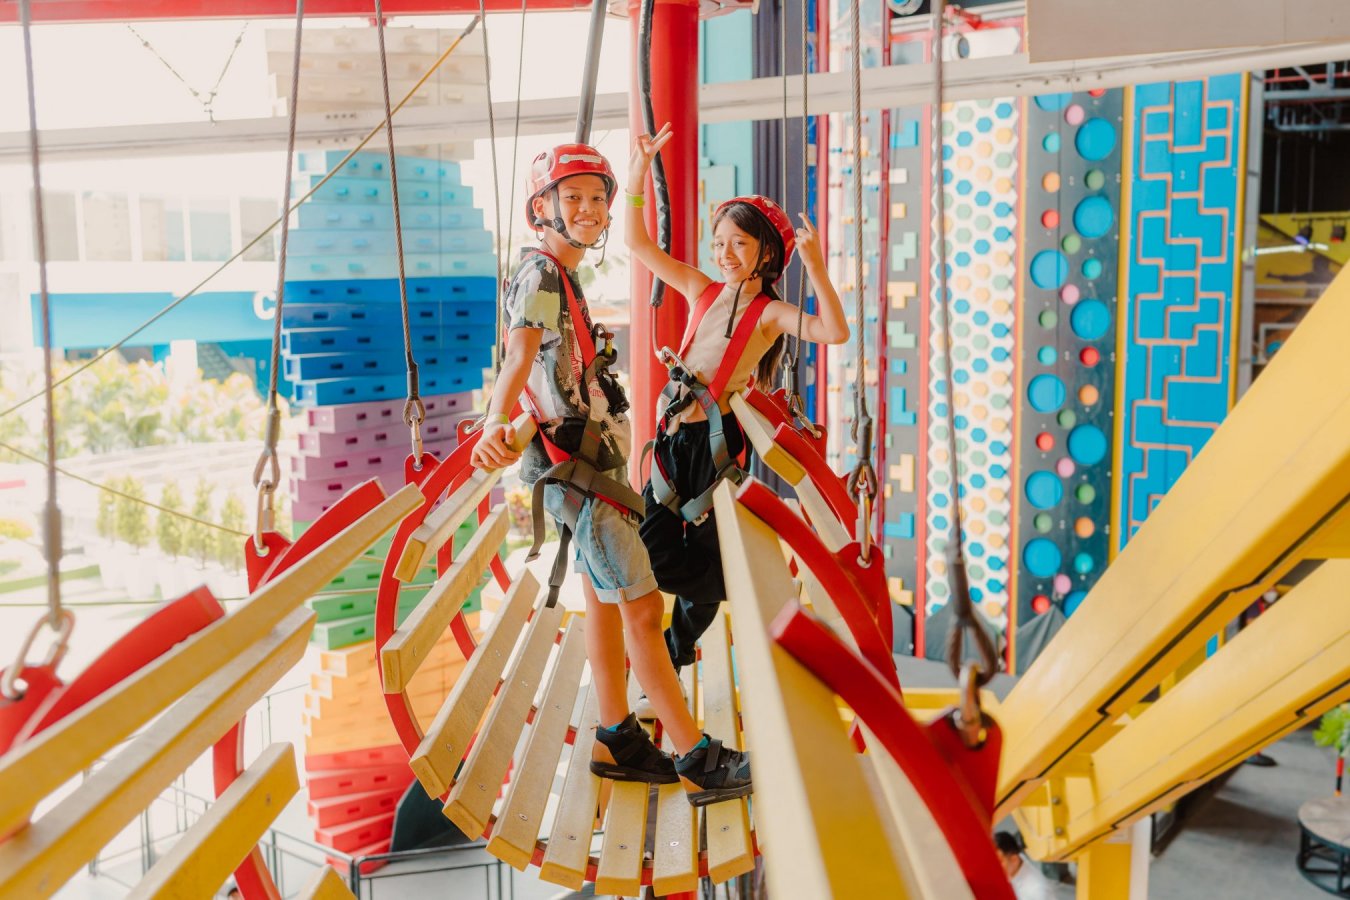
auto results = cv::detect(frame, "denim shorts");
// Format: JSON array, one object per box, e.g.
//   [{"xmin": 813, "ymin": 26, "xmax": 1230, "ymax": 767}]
[{"xmin": 543, "ymin": 467, "xmax": 659, "ymax": 604}]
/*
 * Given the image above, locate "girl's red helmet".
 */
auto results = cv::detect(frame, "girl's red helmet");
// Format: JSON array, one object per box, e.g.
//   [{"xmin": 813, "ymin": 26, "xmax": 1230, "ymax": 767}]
[
  {"xmin": 713, "ymin": 195, "xmax": 796, "ymax": 267},
  {"xmin": 525, "ymin": 143, "xmax": 617, "ymax": 226}
]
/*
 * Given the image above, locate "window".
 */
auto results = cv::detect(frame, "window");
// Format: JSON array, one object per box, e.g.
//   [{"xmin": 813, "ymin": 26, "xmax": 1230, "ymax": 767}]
[
  {"xmin": 36, "ymin": 191, "xmax": 79, "ymax": 261},
  {"xmin": 82, "ymin": 191, "xmax": 132, "ymax": 261},
  {"xmin": 141, "ymin": 196, "xmax": 186, "ymax": 262},
  {"xmin": 189, "ymin": 197, "xmax": 232, "ymax": 261},
  {"xmin": 239, "ymin": 198, "xmax": 278, "ymax": 262}
]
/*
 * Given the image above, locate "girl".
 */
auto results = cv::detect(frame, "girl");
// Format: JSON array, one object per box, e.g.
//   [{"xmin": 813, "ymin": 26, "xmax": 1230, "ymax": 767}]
[{"xmin": 626, "ymin": 123, "xmax": 850, "ymax": 693}]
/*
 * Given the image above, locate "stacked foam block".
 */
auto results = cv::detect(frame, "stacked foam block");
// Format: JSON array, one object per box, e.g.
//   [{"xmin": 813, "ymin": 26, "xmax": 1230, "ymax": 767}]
[{"xmin": 303, "ymin": 624, "xmax": 474, "ymax": 867}]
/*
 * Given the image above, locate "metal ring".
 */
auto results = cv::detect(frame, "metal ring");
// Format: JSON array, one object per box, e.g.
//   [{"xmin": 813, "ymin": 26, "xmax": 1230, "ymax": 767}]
[
  {"xmin": 254, "ymin": 480, "xmax": 276, "ymax": 555},
  {"xmin": 954, "ymin": 661, "xmax": 987, "ymax": 750},
  {"xmin": 1, "ymin": 608, "xmax": 74, "ymax": 701}
]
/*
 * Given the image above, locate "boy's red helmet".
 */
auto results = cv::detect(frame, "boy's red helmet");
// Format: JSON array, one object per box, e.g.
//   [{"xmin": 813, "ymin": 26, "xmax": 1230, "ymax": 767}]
[
  {"xmin": 713, "ymin": 195, "xmax": 796, "ymax": 268},
  {"xmin": 525, "ymin": 143, "xmax": 617, "ymax": 226}
]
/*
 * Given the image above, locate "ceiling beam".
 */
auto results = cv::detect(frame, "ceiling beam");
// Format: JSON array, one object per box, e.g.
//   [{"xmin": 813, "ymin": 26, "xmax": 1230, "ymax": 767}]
[
  {"xmin": 0, "ymin": 0, "xmax": 593, "ymax": 24},
  {"xmin": 6, "ymin": 37, "xmax": 1350, "ymax": 162}
]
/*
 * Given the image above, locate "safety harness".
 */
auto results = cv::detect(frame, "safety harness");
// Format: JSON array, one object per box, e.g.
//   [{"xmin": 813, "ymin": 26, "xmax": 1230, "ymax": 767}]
[
  {"xmin": 516, "ymin": 248, "xmax": 645, "ymax": 606},
  {"xmin": 648, "ymin": 281, "xmax": 773, "ymax": 526}
]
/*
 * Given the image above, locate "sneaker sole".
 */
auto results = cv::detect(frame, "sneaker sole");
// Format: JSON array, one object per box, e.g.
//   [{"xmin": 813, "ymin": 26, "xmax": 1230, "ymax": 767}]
[
  {"xmin": 589, "ymin": 761, "xmax": 678, "ymax": 785},
  {"xmin": 680, "ymin": 780, "xmax": 753, "ymax": 807}
]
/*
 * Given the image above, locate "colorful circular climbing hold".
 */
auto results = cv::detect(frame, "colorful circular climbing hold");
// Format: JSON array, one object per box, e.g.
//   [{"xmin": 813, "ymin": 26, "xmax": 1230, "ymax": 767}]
[
  {"xmin": 1037, "ymin": 346, "xmax": 1056, "ymax": 366},
  {"xmin": 1061, "ymin": 283, "xmax": 1081, "ymax": 305},
  {"xmin": 1082, "ymin": 257, "xmax": 1104, "ymax": 280},
  {"xmin": 1075, "ymin": 118, "xmax": 1117, "ymax": 161},
  {"xmin": 1040, "ymin": 309, "xmax": 1059, "ymax": 329},
  {"xmin": 1065, "ymin": 104, "xmax": 1086, "ymax": 126},
  {"xmin": 1054, "ymin": 573, "xmax": 1073, "ymax": 596},
  {"xmin": 1065, "ymin": 590, "xmax": 1088, "ymax": 615},
  {"xmin": 1056, "ymin": 457, "xmax": 1076, "ymax": 478},
  {"xmin": 1079, "ymin": 384, "xmax": 1100, "ymax": 406},
  {"xmin": 1073, "ymin": 196, "xmax": 1114, "ymax": 239},
  {"xmin": 1032, "ymin": 594, "xmax": 1051, "ymax": 614},
  {"xmin": 1062, "ymin": 234, "xmax": 1083, "ymax": 255},
  {"xmin": 1068, "ymin": 424, "xmax": 1108, "ymax": 465},
  {"xmin": 1034, "ymin": 513, "xmax": 1054, "ymax": 533},
  {"xmin": 1028, "ymin": 374, "xmax": 1067, "ymax": 413},
  {"xmin": 1024, "ymin": 538, "xmax": 1063, "ymax": 579},
  {"xmin": 1026, "ymin": 471, "xmax": 1065, "ymax": 509},
  {"xmin": 1074, "ymin": 517, "xmax": 1096, "ymax": 538},
  {"xmin": 1036, "ymin": 92, "xmax": 1072, "ymax": 111},
  {"xmin": 1036, "ymin": 431, "xmax": 1055, "ymax": 452},
  {"xmin": 1075, "ymin": 483, "xmax": 1097, "ymax": 504},
  {"xmin": 1080, "ymin": 346, "xmax": 1101, "ymax": 367},
  {"xmin": 1071, "ymin": 298, "xmax": 1111, "ymax": 342},
  {"xmin": 1085, "ymin": 168, "xmax": 1106, "ymax": 191},
  {"xmin": 1073, "ymin": 552, "xmax": 1096, "ymax": 575},
  {"xmin": 1042, "ymin": 172, "xmax": 1061, "ymax": 192},
  {"xmin": 1030, "ymin": 250, "xmax": 1070, "ymax": 290},
  {"xmin": 1042, "ymin": 209, "xmax": 1061, "ymax": 229},
  {"xmin": 1043, "ymin": 132, "xmax": 1062, "ymax": 153}
]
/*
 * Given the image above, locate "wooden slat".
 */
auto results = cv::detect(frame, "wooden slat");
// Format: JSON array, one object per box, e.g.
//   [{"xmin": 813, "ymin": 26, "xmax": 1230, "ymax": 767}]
[
  {"xmin": 538, "ymin": 682, "xmax": 603, "ymax": 890},
  {"xmin": 0, "ymin": 484, "xmax": 420, "ymax": 839},
  {"xmin": 713, "ymin": 481, "xmax": 911, "ymax": 898},
  {"xmin": 383, "ymin": 507, "xmax": 509, "ymax": 692},
  {"xmin": 698, "ymin": 613, "xmax": 756, "ymax": 884},
  {"xmin": 651, "ymin": 723, "xmax": 698, "ymax": 897},
  {"xmin": 860, "ymin": 727, "xmax": 974, "ymax": 899},
  {"xmin": 127, "ymin": 743, "xmax": 300, "ymax": 900},
  {"xmin": 409, "ymin": 570, "xmax": 540, "ymax": 797},
  {"xmin": 593, "ymin": 782, "xmax": 650, "ymax": 897},
  {"xmin": 0, "ymin": 609, "xmax": 315, "ymax": 899},
  {"xmin": 394, "ymin": 414, "xmax": 535, "ymax": 581},
  {"xmin": 295, "ymin": 865, "xmax": 358, "ymax": 900},
  {"xmin": 486, "ymin": 619, "xmax": 588, "ymax": 870},
  {"xmin": 444, "ymin": 597, "xmax": 565, "ymax": 838}
]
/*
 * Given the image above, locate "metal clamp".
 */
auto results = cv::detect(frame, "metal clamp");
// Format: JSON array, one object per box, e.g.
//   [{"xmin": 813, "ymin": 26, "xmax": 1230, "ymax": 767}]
[
  {"xmin": 953, "ymin": 661, "xmax": 988, "ymax": 750},
  {"xmin": 1, "ymin": 608, "xmax": 74, "ymax": 701}
]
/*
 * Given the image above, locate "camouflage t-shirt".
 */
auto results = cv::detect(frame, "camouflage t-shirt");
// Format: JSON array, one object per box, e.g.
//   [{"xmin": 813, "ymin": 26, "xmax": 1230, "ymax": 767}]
[{"xmin": 504, "ymin": 249, "xmax": 631, "ymax": 485}]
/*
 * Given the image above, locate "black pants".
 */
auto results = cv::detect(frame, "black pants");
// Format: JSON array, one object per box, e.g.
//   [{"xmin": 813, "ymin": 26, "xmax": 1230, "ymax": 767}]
[{"xmin": 640, "ymin": 413, "xmax": 745, "ymax": 668}]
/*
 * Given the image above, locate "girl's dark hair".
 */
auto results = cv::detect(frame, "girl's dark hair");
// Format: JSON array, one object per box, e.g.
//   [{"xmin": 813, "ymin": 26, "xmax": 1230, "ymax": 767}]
[{"xmin": 712, "ymin": 201, "xmax": 788, "ymax": 388}]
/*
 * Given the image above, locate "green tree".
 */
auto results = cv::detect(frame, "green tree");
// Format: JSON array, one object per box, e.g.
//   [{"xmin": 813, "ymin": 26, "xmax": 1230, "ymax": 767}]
[
  {"xmin": 96, "ymin": 481, "xmax": 118, "ymax": 541},
  {"xmin": 215, "ymin": 492, "xmax": 246, "ymax": 573},
  {"xmin": 118, "ymin": 476, "xmax": 150, "ymax": 552},
  {"xmin": 157, "ymin": 480, "xmax": 185, "ymax": 559},
  {"xmin": 184, "ymin": 481, "xmax": 215, "ymax": 568}
]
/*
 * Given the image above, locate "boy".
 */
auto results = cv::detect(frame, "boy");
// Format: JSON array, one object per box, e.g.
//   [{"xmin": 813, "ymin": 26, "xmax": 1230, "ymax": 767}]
[{"xmin": 470, "ymin": 143, "xmax": 751, "ymax": 806}]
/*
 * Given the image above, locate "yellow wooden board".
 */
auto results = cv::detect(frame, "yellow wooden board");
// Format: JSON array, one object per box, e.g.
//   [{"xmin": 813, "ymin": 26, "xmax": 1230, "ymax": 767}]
[
  {"xmin": 295, "ymin": 865, "xmax": 358, "ymax": 900},
  {"xmin": 593, "ymin": 781, "xmax": 650, "ymax": 897},
  {"xmin": 538, "ymin": 682, "xmax": 603, "ymax": 890},
  {"xmin": 699, "ymin": 613, "xmax": 755, "ymax": 884}
]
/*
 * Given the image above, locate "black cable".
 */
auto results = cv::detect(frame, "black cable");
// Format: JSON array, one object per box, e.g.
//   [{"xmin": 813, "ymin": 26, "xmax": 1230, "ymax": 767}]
[{"xmin": 637, "ymin": 0, "xmax": 672, "ymax": 311}]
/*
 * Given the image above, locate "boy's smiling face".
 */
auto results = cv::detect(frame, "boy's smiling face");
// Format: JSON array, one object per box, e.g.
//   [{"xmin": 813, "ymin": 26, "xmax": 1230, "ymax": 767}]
[{"xmin": 534, "ymin": 173, "xmax": 610, "ymax": 245}]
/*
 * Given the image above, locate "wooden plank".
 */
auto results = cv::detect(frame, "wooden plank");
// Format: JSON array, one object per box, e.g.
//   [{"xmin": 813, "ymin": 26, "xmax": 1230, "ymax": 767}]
[
  {"xmin": 444, "ymin": 597, "xmax": 565, "ymax": 838},
  {"xmin": 652, "ymin": 679, "xmax": 699, "ymax": 896},
  {"xmin": 0, "ymin": 484, "xmax": 419, "ymax": 839},
  {"xmin": 729, "ymin": 392, "xmax": 805, "ymax": 484},
  {"xmin": 486, "ymin": 619, "xmax": 587, "ymax": 870},
  {"xmin": 0, "ymin": 609, "xmax": 315, "ymax": 899},
  {"xmin": 408, "ymin": 570, "xmax": 540, "ymax": 797},
  {"xmin": 127, "ymin": 743, "xmax": 299, "ymax": 900},
  {"xmin": 593, "ymin": 782, "xmax": 650, "ymax": 897},
  {"xmin": 699, "ymin": 613, "xmax": 755, "ymax": 884},
  {"xmin": 538, "ymin": 682, "xmax": 603, "ymax": 890},
  {"xmin": 713, "ymin": 481, "xmax": 911, "ymax": 898},
  {"xmin": 394, "ymin": 415, "xmax": 535, "ymax": 581},
  {"xmin": 295, "ymin": 865, "xmax": 358, "ymax": 900},
  {"xmin": 383, "ymin": 508, "xmax": 510, "ymax": 692}
]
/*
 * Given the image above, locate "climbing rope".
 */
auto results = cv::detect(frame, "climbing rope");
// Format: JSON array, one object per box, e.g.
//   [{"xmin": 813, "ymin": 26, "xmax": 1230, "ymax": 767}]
[
  {"xmin": 3, "ymin": 0, "xmax": 71, "ymax": 701},
  {"xmin": 252, "ymin": 0, "xmax": 304, "ymax": 555},
  {"xmin": 844, "ymin": 0, "xmax": 877, "ymax": 561},
  {"xmin": 0, "ymin": 18, "xmax": 482, "ymax": 424},
  {"xmin": 126, "ymin": 21, "xmax": 249, "ymax": 123},
  {"xmin": 928, "ymin": 0, "xmax": 999, "ymax": 713},
  {"xmin": 373, "ymin": 1, "xmax": 425, "ymax": 464},
  {"xmin": 477, "ymin": 0, "xmax": 506, "ymax": 373},
  {"xmin": 637, "ymin": 0, "xmax": 673, "ymax": 328},
  {"xmin": 779, "ymin": 0, "xmax": 817, "ymax": 434},
  {"xmin": 503, "ymin": 0, "xmax": 528, "ymax": 275}
]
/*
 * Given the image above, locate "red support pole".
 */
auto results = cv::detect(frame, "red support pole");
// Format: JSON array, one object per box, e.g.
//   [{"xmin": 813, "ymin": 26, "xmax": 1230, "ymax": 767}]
[{"xmin": 628, "ymin": 0, "xmax": 699, "ymax": 481}]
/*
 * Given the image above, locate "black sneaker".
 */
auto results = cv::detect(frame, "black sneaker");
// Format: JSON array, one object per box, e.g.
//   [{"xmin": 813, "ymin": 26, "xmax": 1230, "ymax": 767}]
[
  {"xmin": 674, "ymin": 735, "xmax": 752, "ymax": 806},
  {"xmin": 590, "ymin": 713, "xmax": 678, "ymax": 784}
]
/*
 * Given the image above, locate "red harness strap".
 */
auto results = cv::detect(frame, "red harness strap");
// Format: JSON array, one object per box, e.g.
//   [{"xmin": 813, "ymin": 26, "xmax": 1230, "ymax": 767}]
[{"xmin": 675, "ymin": 282, "xmax": 773, "ymax": 407}]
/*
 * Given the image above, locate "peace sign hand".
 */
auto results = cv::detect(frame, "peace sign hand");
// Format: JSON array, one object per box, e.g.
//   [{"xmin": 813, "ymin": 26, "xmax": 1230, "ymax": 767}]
[{"xmin": 628, "ymin": 123, "xmax": 673, "ymax": 195}]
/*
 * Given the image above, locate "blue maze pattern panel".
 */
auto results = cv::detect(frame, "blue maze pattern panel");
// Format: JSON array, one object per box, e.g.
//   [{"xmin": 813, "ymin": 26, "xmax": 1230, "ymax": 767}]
[
  {"xmin": 879, "ymin": 109, "xmax": 927, "ymax": 625},
  {"xmin": 925, "ymin": 98, "xmax": 1021, "ymax": 636},
  {"xmin": 1014, "ymin": 89, "xmax": 1124, "ymax": 665},
  {"xmin": 1116, "ymin": 76, "xmax": 1244, "ymax": 549}
]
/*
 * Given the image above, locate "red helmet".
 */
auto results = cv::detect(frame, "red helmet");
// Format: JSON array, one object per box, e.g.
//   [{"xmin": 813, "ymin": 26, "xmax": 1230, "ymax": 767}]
[
  {"xmin": 713, "ymin": 194, "xmax": 796, "ymax": 270},
  {"xmin": 525, "ymin": 143, "xmax": 617, "ymax": 227}
]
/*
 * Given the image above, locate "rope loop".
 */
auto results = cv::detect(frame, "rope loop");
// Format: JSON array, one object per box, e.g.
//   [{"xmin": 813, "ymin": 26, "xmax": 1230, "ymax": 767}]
[{"xmin": 1, "ymin": 608, "xmax": 74, "ymax": 701}]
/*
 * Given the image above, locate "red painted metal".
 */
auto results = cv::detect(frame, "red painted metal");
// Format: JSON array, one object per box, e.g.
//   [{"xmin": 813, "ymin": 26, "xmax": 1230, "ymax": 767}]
[
  {"xmin": 770, "ymin": 604, "xmax": 1012, "ymax": 900},
  {"xmin": 735, "ymin": 479, "xmax": 897, "ymax": 684},
  {"xmin": 306, "ymin": 762, "xmax": 414, "ymax": 799},
  {"xmin": 742, "ymin": 386, "xmax": 828, "ymax": 454},
  {"xmin": 0, "ymin": 665, "xmax": 63, "ymax": 757},
  {"xmin": 627, "ymin": 0, "xmax": 700, "ymax": 487}
]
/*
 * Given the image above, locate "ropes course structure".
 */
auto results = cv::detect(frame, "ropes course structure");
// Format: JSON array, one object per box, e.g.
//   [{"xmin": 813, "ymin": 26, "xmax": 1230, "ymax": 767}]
[{"xmin": 4, "ymin": 3, "xmax": 1350, "ymax": 900}]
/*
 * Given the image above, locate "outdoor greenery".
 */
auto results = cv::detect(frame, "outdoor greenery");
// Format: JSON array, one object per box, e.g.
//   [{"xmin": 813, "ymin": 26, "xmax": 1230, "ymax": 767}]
[
  {"xmin": 157, "ymin": 480, "xmax": 185, "ymax": 559},
  {"xmin": 1315, "ymin": 704, "xmax": 1350, "ymax": 758},
  {"xmin": 185, "ymin": 480, "xmax": 215, "ymax": 568},
  {"xmin": 115, "ymin": 475, "xmax": 150, "ymax": 552},
  {"xmin": 215, "ymin": 492, "xmax": 246, "ymax": 572}
]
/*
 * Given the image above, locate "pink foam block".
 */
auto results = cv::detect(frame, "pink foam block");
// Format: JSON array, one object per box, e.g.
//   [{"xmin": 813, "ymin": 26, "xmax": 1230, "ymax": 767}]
[
  {"xmin": 305, "ymin": 393, "xmax": 474, "ymax": 434},
  {"xmin": 297, "ymin": 413, "xmax": 472, "ymax": 458}
]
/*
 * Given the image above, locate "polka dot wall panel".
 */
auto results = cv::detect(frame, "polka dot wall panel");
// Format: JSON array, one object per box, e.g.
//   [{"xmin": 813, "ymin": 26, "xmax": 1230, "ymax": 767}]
[
  {"xmin": 879, "ymin": 108, "xmax": 929, "ymax": 622},
  {"xmin": 923, "ymin": 97, "xmax": 1021, "ymax": 637},
  {"xmin": 1116, "ymin": 76, "xmax": 1244, "ymax": 549},
  {"xmin": 1013, "ymin": 89, "xmax": 1123, "ymax": 668}
]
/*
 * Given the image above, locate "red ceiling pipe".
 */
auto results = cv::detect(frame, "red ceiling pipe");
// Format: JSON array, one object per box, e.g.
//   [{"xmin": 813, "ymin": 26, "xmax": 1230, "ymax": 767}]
[{"xmin": 0, "ymin": 0, "xmax": 592, "ymax": 23}]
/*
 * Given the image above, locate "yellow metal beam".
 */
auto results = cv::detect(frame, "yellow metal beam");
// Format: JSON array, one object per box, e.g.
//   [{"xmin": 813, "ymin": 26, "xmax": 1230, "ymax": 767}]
[
  {"xmin": 1017, "ymin": 559, "xmax": 1350, "ymax": 862},
  {"xmin": 997, "ymin": 271, "xmax": 1350, "ymax": 814}
]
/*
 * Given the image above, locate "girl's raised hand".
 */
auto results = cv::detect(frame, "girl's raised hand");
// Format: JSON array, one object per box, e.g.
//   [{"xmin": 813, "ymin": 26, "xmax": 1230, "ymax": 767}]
[
  {"xmin": 795, "ymin": 214, "xmax": 823, "ymax": 267},
  {"xmin": 628, "ymin": 123, "xmax": 673, "ymax": 194}
]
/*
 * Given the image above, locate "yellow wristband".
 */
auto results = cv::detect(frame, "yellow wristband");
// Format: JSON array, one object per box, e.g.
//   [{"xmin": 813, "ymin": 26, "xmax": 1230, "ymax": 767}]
[
  {"xmin": 625, "ymin": 192, "xmax": 645, "ymax": 208},
  {"xmin": 487, "ymin": 412, "xmax": 509, "ymax": 426}
]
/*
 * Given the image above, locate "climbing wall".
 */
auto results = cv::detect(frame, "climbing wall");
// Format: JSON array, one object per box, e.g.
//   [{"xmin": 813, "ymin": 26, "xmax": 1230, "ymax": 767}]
[
  {"xmin": 1114, "ymin": 76, "xmax": 1245, "ymax": 550},
  {"xmin": 923, "ymin": 97, "xmax": 1022, "ymax": 638},
  {"xmin": 1012, "ymin": 89, "xmax": 1124, "ymax": 667}
]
